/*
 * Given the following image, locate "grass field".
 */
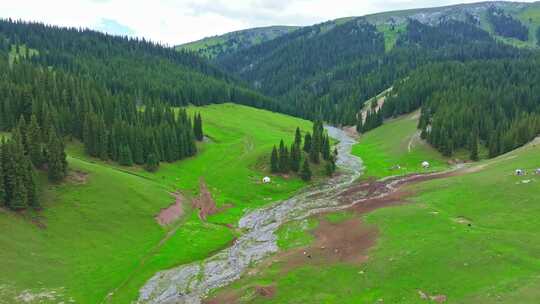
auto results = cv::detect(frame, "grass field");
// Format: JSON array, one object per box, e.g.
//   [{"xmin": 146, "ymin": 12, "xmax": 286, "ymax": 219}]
[
  {"xmin": 352, "ymin": 112, "xmax": 449, "ymax": 179},
  {"xmin": 0, "ymin": 103, "xmax": 314, "ymax": 303},
  {"xmin": 210, "ymin": 133, "xmax": 540, "ymax": 303}
]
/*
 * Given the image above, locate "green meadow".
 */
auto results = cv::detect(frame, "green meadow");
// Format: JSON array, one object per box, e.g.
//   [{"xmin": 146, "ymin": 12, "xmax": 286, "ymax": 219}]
[
  {"xmin": 352, "ymin": 112, "xmax": 449, "ymax": 179},
  {"xmin": 0, "ymin": 103, "xmax": 314, "ymax": 303},
  {"xmin": 210, "ymin": 125, "xmax": 540, "ymax": 304}
]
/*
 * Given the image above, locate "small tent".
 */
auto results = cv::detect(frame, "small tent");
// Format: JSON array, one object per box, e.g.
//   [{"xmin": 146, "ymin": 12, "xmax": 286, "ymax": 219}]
[
  {"xmin": 535, "ymin": 168, "xmax": 540, "ymax": 175},
  {"xmin": 515, "ymin": 169, "xmax": 525, "ymax": 176},
  {"xmin": 422, "ymin": 161, "xmax": 430, "ymax": 169},
  {"xmin": 262, "ymin": 176, "xmax": 271, "ymax": 184}
]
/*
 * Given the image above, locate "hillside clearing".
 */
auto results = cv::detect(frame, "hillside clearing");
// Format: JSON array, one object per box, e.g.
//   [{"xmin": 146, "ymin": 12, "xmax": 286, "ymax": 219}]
[{"xmin": 352, "ymin": 112, "xmax": 449, "ymax": 179}]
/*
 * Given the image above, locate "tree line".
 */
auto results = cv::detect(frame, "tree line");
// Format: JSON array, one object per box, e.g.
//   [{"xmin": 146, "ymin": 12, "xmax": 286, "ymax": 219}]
[{"xmin": 270, "ymin": 121, "xmax": 336, "ymax": 181}]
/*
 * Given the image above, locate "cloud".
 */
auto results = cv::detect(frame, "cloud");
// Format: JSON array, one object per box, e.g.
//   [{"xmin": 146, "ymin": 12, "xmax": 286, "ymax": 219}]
[
  {"xmin": 0, "ymin": 0, "xmax": 536, "ymax": 45},
  {"xmin": 94, "ymin": 18, "xmax": 135, "ymax": 36}
]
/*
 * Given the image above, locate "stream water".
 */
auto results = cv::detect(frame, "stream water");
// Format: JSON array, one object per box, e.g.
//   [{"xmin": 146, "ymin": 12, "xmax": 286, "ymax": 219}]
[{"xmin": 138, "ymin": 126, "xmax": 364, "ymax": 304}]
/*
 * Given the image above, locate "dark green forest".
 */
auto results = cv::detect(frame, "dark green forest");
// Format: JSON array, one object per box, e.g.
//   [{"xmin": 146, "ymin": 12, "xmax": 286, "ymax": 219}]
[
  {"xmin": 215, "ymin": 17, "xmax": 526, "ymax": 125},
  {"xmin": 0, "ymin": 19, "xmax": 280, "ymax": 111}
]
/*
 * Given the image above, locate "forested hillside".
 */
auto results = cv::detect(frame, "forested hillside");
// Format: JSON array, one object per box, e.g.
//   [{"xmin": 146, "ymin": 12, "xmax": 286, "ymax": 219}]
[
  {"xmin": 0, "ymin": 19, "xmax": 278, "ymax": 110},
  {"xmin": 214, "ymin": 17, "xmax": 525, "ymax": 124},
  {"xmin": 178, "ymin": 26, "xmax": 299, "ymax": 59},
  {"xmin": 0, "ymin": 19, "xmax": 287, "ymax": 213}
]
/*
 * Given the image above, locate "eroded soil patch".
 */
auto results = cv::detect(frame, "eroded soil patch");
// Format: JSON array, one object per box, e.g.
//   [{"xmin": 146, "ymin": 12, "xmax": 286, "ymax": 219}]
[
  {"xmin": 155, "ymin": 191, "xmax": 184, "ymax": 226},
  {"xmin": 192, "ymin": 179, "xmax": 218, "ymax": 221}
]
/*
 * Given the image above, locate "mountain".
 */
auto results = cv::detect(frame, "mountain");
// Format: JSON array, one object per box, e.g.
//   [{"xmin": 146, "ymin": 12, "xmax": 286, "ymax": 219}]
[
  {"xmin": 213, "ymin": 12, "xmax": 525, "ymax": 124},
  {"xmin": 176, "ymin": 25, "xmax": 299, "ymax": 59}
]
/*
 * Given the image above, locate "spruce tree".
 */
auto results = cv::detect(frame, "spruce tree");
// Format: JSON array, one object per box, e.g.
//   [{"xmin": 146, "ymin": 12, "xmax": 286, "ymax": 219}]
[
  {"xmin": 303, "ymin": 132, "xmax": 312, "ymax": 153},
  {"xmin": 119, "ymin": 144, "xmax": 134, "ymax": 166},
  {"xmin": 9, "ymin": 134, "xmax": 28, "ymax": 210},
  {"xmin": 278, "ymin": 143, "xmax": 290, "ymax": 173},
  {"xmin": 300, "ymin": 159, "xmax": 312, "ymax": 181},
  {"xmin": 290, "ymin": 143, "xmax": 301, "ymax": 172},
  {"xmin": 270, "ymin": 145, "xmax": 279, "ymax": 173},
  {"xmin": 47, "ymin": 128, "xmax": 68, "ymax": 183},
  {"xmin": 145, "ymin": 153, "xmax": 159, "ymax": 172},
  {"xmin": 294, "ymin": 127, "xmax": 302, "ymax": 147},
  {"xmin": 193, "ymin": 113, "xmax": 204, "ymax": 141},
  {"xmin": 309, "ymin": 140, "xmax": 320, "ymax": 164},
  {"xmin": 322, "ymin": 135, "xmax": 331, "ymax": 161},
  {"xmin": 23, "ymin": 156, "xmax": 39, "ymax": 209},
  {"xmin": 27, "ymin": 115, "xmax": 43, "ymax": 167}
]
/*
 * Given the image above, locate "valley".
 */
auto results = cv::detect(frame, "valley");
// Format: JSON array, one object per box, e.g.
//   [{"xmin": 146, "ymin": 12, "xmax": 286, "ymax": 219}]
[{"xmin": 2, "ymin": 1, "xmax": 540, "ymax": 303}]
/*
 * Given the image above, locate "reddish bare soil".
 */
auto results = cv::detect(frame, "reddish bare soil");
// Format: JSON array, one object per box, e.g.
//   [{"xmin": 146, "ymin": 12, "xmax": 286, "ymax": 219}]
[
  {"xmin": 207, "ymin": 170, "xmax": 456, "ymax": 303},
  {"xmin": 192, "ymin": 179, "xmax": 218, "ymax": 221},
  {"xmin": 155, "ymin": 191, "xmax": 184, "ymax": 226},
  {"xmin": 283, "ymin": 217, "xmax": 377, "ymax": 271},
  {"xmin": 205, "ymin": 285, "xmax": 275, "ymax": 304}
]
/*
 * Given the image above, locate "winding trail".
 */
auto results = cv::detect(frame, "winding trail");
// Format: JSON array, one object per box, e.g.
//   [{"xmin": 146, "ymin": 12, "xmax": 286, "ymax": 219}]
[{"xmin": 137, "ymin": 127, "xmax": 453, "ymax": 304}]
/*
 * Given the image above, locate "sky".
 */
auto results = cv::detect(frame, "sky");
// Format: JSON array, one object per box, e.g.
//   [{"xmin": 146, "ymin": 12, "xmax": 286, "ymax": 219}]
[{"xmin": 1, "ymin": 0, "xmax": 536, "ymax": 46}]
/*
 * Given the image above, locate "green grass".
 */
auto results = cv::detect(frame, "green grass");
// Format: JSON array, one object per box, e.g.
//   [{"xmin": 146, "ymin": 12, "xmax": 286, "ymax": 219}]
[
  {"xmin": 352, "ymin": 112, "xmax": 448, "ymax": 179},
  {"xmin": 276, "ymin": 218, "xmax": 319, "ymax": 250},
  {"xmin": 377, "ymin": 24, "xmax": 405, "ymax": 52},
  {"xmin": 211, "ymin": 133, "xmax": 540, "ymax": 304},
  {"xmin": 0, "ymin": 103, "xmax": 315, "ymax": 303}
]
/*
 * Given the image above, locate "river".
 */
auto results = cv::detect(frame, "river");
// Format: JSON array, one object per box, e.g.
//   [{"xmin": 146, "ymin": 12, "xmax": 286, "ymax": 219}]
[{"xmin": 138, "ymin": 126, "xmax": 363, "ymax": 304}]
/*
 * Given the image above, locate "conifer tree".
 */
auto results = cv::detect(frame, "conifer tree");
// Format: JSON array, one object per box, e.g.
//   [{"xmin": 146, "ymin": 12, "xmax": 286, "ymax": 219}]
[
  {"xmin": 303, "ymin": 132, "xmax": 312, "ymax": 153},
  {"xmin": 27, "ymin": 114, "xmax": 43, "ymax": 167},
  {"xmin": 322, "ymin": 135, "xmax": 331, "ymax": 161},
  {"xmin": 290, "ymin": 142, "xmax": 301, "ymax": 172},
  {"xmin": 278, "ymin": 140, "xmax": 290, "ymax": 173},
  {"xmin": 119, "ymin": 144, "xmax": 134, "ymax": 166},
  {"xmin": 294, "ymin": 127, "xmax": 302, "ymax": 147},
  {"xmin": 47, "ymin": 128, "xmax": 68, "ymax": 183},
  {"xmin": 23, "ymin": 156, "xmax": 39, "ymax": 208},
  {"xmin": 8, "ymin": 133, "xmax": 28, "ymax": 210},
  {"xmin": 309, "ymin": 140, "xmax": 320, "ymax": 164},
  {"xmin": 145, "ymin": 153, "xmax": 159, "ymax": 172},
  {"xmin": 270, "ymin": 145, "xmax": 279, "ymax": 173},
  {"xmin": 300, "ymin": 159, "xmax": 312, "ymax": 181},
  {"xmin": 193, "ymin": 113, "xmax": 204, "ymax": 141}
]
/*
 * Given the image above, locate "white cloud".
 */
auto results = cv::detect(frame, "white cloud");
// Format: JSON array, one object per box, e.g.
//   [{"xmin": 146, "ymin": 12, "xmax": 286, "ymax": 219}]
[{"xmin": 0, "ymin": 0, "xmax": 536, "ymax": 45}]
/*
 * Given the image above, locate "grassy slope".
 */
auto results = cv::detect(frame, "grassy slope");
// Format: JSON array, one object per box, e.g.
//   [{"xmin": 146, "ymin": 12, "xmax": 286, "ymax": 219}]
[
  {"xmin": 352, "ymin": 112, "xmax": 448, "ymax": 179},
  {"xmin": 0, "ymin": 103, "xmax": 313, "ymax": 303},
  {"xmin": 213, "ymin": 128, "xmax": 540, "ymax": 303}
]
